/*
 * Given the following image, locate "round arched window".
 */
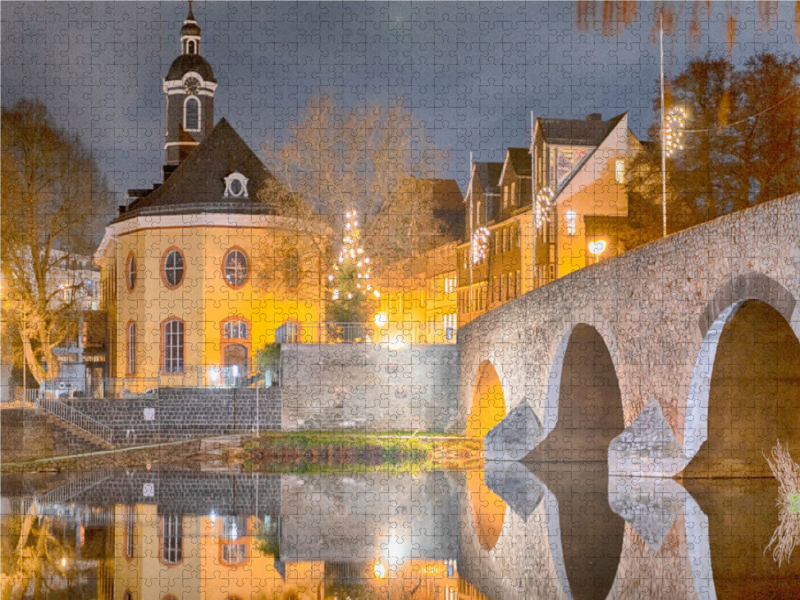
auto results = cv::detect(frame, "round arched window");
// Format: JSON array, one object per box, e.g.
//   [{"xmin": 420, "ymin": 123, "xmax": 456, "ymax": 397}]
[
  {"xmin": 224, "ymin": 249, "xmax": 248, "ymax": 288},
  {"xmin": 162, "ymin": 249, "xmax": 185, "ymax": 289},
  {"xmin": 126, "ymin": 252, "xmax": 137, "ymax": 291}
]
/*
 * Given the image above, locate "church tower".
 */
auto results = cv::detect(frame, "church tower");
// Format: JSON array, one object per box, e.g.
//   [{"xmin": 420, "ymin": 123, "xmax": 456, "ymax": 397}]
[{"xmin": 162, "ymin": 1, "xmax": 217, "ymax": 166}]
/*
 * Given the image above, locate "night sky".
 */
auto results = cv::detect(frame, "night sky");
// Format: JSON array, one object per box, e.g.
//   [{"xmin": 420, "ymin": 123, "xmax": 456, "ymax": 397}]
[{"xmin": 4, "ymin": 1, "xmax": 800, "ymax": 205}]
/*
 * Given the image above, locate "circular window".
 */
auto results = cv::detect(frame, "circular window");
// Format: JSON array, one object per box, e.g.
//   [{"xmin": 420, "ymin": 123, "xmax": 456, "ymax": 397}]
[
  {"xmin": 162, "ymin": 249, "xmax": 185, "ymax": 289},
  {"xmin": 126, "ymin": 253, "xmax": 137, "ymax": 291},
  {"xmin": 224, "ymin": 249, "xmax": 248, "ymax": 288},
  {"xmin": 229, "ymin": 178, "xmax": 243, "ymax": 197}
]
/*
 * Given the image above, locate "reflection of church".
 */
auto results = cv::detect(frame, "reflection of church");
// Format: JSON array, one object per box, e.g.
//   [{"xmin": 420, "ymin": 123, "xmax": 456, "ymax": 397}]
[{"xmin": 94, "ymin": 4, "xmax": 325, "ymax": 388}]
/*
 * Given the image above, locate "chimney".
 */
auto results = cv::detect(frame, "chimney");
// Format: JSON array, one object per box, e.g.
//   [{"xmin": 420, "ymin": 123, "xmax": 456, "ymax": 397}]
[{"xmin": 586, "ymin": 113, "xmax": 602, "ymax": 122}]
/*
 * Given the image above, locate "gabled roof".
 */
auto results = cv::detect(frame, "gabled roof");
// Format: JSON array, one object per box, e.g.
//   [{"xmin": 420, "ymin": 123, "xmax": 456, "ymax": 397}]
[
  {"xmin": 551, "ymin": 113, "xmax": 630, "ymax": 201},
  {"xmin": 539, "ymin": 113, "xmax": 626, "ymax": 146},
  {"xmin": 472, "ymin": 162, "xmax": 504, "ymax": 196},
  {"xmin": 429, "ymin": 178, "xmax": 463, "ymax": 210},
  {"xmin": 118, "ymin": 118, "xmax": 274, "ymax": 221},
  {"xmin": 506, "ymin": 148, "xmax": 532, "ymax": 178},
  {"xmin": 427, "ymin": 178, "xmax": 465, "ymax": 239}
]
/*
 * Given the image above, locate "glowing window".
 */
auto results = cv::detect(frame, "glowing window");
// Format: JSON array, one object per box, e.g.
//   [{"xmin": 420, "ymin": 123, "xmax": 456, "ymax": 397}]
[
  {"xmin": 566, "ymin": 210, "xmax": 577, "ymax": 236},
  {"xmin": 163, "ymin": 320, "xmax": 184, "ymax": 373},
  {"xmin": 224, "ymin": 320, "xmax": 248, "ymax": 339},
  {"xmin": 161, "ymin": 515, "xmax": 182, "ymax": 564},
  {"xmin": 224, "ymin": 249, "xmax": 248, "ymax": 287},
  {"xmin": 125, "ymin": 253, "xmax": 136, "ymax": 290},
  {"xmin": 615, "ymin": 160, "xmax": 625, "ymax": 183},
  {"xmin": 127, "ymin": 323, "xmax": 136, "ymax": 374},
  {"xmin": 163, "ymin": 250, "xmax": 184, "ymax": 288}
]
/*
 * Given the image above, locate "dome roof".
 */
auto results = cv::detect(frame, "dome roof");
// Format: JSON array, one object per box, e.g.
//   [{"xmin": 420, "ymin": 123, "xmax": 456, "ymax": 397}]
[
  {"xmin": 181, "ymin": 21, "xmax": 201, "ymax": 37},
  {"xmin": 166, "ymin": 53, "xmax": 216, "ymax": 83}
]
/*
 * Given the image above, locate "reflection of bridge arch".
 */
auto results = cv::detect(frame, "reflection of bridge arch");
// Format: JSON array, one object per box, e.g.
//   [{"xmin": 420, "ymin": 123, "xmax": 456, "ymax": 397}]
[
  {"xmin": 466, "ymin": 360, "xmax": 506, "ymax": 439},
  {"xmin": 465, "ymin": 469, "xmax": 507, "ymax": 551},
  {"xmin": 684, "ymin": 274, "xmax": 800, "ymax": 475},
  {"xmin": 460, "ymin": 464, "xmax": 718, "ymax": 600},
  {"xmin": 529, "ymin": 323, "xmax": 624, "ymax": 462}
]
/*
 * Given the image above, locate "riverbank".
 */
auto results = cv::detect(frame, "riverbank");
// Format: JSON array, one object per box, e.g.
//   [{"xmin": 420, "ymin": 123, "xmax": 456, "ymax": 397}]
[{"xmin": 1, "ymin": 431, "xmax": 482, "ymax": 474}]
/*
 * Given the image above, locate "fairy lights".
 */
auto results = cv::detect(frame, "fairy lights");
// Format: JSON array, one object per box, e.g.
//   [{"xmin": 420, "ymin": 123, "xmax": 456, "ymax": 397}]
[
  {"xmin": 471, "ymin": 226, "xmax": 489, "ymax": 264},
  {"xmin": 329, "ymin": 210, "xmax": 380, "ymax": 302},
  {"xmin": 535, "ymin": 187, "xmax": 554, "ymax": 230},
  {"xmin": 665, "ymin": 107, "xmax": 686, "ymax": 157}
]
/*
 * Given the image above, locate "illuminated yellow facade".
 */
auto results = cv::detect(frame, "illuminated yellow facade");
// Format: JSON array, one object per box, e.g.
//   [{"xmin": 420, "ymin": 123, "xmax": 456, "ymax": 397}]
[
  {"xmin": 112, "ymin": 505, "xmax": 466, "ymax": 600},
  {"xmin": 96, "ymin": 214, "xmax": 325, "ymax": 389}
]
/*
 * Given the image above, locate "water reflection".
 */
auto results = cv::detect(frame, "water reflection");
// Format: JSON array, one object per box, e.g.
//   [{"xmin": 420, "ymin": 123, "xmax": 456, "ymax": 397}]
[{"xmin": 2, "ymin": 466, "xmax": 800, "ymax": 599}]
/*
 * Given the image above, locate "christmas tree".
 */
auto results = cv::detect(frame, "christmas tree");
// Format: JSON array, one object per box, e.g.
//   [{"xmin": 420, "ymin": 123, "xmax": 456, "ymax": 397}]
[{"xmin": 327, "ymin": 210, "xmax": 380, "ymax": 326}]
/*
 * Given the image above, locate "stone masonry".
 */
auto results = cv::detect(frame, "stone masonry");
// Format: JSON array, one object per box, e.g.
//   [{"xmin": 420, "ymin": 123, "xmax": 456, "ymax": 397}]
[
  {"xmin": 64, "ymin": 386, "xmax": 281, "ymax": 446},
  {"xmin": 279, "ymin": 343, "xmax": 459, "ymax": 432}
]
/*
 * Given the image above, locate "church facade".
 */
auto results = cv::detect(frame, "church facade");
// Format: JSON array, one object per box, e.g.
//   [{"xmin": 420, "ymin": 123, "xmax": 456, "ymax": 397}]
[{"xmin": 94, "ymin": 5, "xmax": 326, "ymax": 390}]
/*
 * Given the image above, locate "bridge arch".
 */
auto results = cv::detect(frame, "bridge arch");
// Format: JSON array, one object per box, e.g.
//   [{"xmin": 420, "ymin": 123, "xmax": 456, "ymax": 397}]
[
  {"xmin": 684, "ymin": 273, "xmax": 800, "ymax": 474},
  {"xmin": 466, "ymin": 360, "xmax": 507, "ymax": 439},
  {"xmin": 528, "ymin": 321, "xmax": 625, "ymax": 462}
]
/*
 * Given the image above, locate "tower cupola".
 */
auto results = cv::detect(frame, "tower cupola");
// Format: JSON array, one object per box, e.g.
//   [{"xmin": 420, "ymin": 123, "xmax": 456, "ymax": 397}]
[{"xmin": 162, "ymin": 0, "xmax": 217, "ymax": 166}]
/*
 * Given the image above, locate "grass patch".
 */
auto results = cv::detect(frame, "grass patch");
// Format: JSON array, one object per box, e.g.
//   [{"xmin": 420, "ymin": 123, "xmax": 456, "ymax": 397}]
[{"xmin": 239, "ymin": 431, "xmax": 482, "ymax": 473}]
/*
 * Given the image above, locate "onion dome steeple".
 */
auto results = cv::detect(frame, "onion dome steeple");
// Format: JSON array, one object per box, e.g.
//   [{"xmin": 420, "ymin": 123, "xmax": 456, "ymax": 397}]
[{"xmin": 162, "ymin": 0, "xmax": 218, "ymax": 166}]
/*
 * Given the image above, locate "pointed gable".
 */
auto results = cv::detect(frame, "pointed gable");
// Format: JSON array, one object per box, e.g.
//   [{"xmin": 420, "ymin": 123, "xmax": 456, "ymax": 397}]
[{"xmin": 120, "ymin": 118, "xmax": 275, "ymax": 219}]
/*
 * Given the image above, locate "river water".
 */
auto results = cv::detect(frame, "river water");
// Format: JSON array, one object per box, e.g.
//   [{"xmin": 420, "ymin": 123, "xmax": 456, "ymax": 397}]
[{"xmin": 2, "ymin": 462, "xmax": 799, "ymax": 599}]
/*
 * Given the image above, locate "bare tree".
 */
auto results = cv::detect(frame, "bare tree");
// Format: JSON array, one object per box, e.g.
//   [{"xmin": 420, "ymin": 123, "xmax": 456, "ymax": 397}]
[
  {"xmin": 1, "ymin": 100, "xmax": 112, "ymax": 384},
  {"xmin": 256, "ymin": 95, "xmax": 450, "ymax": 301},
  {"xmin": 577, "ymin": 1, "xmax": 788, "ymax": 51}
]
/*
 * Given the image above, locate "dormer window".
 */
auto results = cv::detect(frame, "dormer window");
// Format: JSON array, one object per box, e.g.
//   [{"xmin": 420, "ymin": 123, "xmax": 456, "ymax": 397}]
[{"xmin": 224, "ymin": 172, "xmax": 249, "ymax": 199}]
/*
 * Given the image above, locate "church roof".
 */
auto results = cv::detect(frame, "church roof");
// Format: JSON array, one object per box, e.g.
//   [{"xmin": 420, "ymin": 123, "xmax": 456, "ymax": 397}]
[
  {"xmin": 118, "ymin": 118, "xmax": 275, "ymax": 221},
  {"xmin": 166, "ymin": 53, "xmax": 216, "ymax": 83}
]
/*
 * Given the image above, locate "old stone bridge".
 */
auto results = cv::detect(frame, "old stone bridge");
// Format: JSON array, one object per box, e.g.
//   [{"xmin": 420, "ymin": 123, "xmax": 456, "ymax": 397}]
[{"xmin": 459, "ymin": 194, "xmax": 800, "ymax": 477}]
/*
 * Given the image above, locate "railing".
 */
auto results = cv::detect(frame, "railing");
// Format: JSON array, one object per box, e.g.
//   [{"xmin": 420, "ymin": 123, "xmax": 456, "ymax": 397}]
[
  {"xmin": 22, "ymin": 470, "xmax": 114, "ymax": 516},
  {"xmin": 35, "ymin": 395, "xmax": 114, "ymax": 446},
  {"xmin": 275, "ymin": 321, "xmax": 457, "ymax": 345}
]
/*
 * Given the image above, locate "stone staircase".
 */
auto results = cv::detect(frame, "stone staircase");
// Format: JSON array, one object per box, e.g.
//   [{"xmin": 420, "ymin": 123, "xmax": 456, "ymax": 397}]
[{"xmin": 35, "ymin": 395, "xmax": 116, "ymax": 450}]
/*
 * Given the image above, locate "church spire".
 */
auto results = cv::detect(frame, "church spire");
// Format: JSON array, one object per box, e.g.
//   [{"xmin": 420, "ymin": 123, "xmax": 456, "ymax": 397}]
[
  {"xmin": 180, "ymin": 0, "xmax": 201, "ymax": 55},
  {"xmin": 163, "ymin": 0, "xmax": 217, "ymax": 167}
]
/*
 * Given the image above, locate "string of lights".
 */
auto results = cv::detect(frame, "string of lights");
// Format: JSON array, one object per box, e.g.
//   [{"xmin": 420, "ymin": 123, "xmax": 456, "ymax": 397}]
[
  {"xmin": 534, "ymin": 188, "xmax": 554, "ymax": 230},
  {"xmin": 471, "ymin": 226, "xmax": 489, "ymax": 264},
  {"xmin": 329, "ymin": 210, "xmax": 380, "ymax": 301}
]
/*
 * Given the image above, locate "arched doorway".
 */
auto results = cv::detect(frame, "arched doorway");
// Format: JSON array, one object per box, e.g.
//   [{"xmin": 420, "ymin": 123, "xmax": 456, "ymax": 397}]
[
  {"xmin": 223, "ymin": 343, "xmax": 248, "ymax": 384},
  {"xmin": 528, "ymin": 324, "xmax": 624, "ymax": 462},
  {"xmin": 685, "ymin": 300, "xmax": 800, "ymax": 477},
  {"xmin": 466, "ymin": 361, "xmax": 506, "ymax": 439}
]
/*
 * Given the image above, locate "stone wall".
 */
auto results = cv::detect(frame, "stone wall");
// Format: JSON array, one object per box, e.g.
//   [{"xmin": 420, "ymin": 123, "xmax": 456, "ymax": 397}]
[
  {"xmin": 0, "ymin": 408, "xmax": 105, "ymax": 461},
  {"xmin": 65, "ymin": 386, "xmax": 281, "ymax": 446},
  {"xmin": 65, "ymin": 470, "xmax": 282, "ymax": 517},
  {"xmin": 280, "ymin": 343, "xmax": 459, "ymax": 432}
]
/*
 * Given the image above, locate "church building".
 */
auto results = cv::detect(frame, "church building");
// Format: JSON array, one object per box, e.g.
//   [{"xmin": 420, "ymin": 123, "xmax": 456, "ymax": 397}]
[{"xmin": 94, "ymin": 4, "xmax": 327, "ymax": 389}]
